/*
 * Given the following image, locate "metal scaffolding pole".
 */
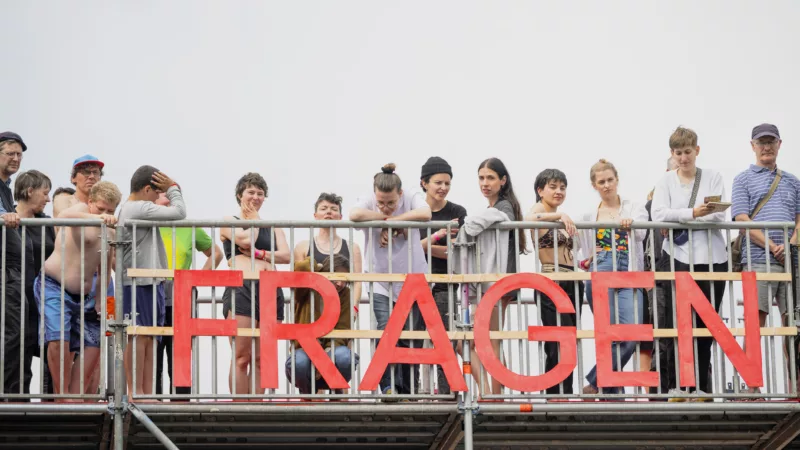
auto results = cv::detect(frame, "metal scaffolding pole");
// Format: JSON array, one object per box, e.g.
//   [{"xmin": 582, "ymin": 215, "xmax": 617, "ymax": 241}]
[
  {"xmin": 128, "ymin": 404, "xmax": 179, "ymax": 450},
  {"xmin": 112, "ymin": 231, "xmax": 128, "ymax": 450}
]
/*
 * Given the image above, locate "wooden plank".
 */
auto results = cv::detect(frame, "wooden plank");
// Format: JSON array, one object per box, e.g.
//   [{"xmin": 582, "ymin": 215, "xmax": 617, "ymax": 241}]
[
  {"xmin": 127, "ymin": 326, "xmax": 797, "ymax": 339},
  {"xmin": 126, "ymin": 268, "xmax": 792, "ymax": 283}
]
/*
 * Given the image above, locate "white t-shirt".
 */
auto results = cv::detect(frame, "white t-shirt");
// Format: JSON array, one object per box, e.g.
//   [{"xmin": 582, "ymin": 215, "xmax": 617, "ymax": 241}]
[
  {"xmin": 651, "ymin": 168, "xmax": 728, "ymax": 265},
  {"xmin": 355, "ymin": 190, "xmax": 430, "ymax": 300}
]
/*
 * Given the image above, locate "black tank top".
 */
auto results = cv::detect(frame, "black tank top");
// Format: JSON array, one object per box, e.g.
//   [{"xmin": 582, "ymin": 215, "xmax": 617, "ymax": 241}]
[
  {"xmin": 222, "ymin": 216, "xmax": 276, "ymax": 260},
  {"xmin": 307, "ymin": 237, "xmax": 351, "ymax": 266}
]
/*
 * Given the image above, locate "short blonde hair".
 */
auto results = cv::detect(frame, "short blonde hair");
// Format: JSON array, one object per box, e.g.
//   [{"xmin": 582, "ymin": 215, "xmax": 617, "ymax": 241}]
[
  {"xmin": 89, "ymin": 181, "xmax": 122, "ymax": 206},
  {"xmin": 669, "ymin": 126, "xmax": 698, "ymax": 149},
  {"xmin": 589, "ymin": 159, "xmax": 618, "ymax": 184}
]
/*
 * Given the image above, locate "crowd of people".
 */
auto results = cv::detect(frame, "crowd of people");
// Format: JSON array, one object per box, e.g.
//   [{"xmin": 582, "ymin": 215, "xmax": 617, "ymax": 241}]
[{"xmin": 0, "ymin": 122, "xmax": 796, "ymax": 401}]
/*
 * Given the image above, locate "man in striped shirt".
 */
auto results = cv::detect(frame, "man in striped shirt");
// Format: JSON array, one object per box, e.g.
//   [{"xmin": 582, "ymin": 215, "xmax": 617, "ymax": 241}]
[{"xmin": 731, "ymin": 123, "xmax": 800, "ymax": 327}]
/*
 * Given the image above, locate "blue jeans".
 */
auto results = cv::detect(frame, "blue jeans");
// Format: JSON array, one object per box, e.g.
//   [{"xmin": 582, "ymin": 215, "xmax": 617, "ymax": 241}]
[
  {"xmin": 285, "ymin": 347, "xmax": 358, "ymax": 394},
  {"xmin": 372, "ymin": 293, "xmax": 424, "ymax": 394},
  {"xmin": 585, "ymin": 251, "xmax": 643, "ymax": 393}
]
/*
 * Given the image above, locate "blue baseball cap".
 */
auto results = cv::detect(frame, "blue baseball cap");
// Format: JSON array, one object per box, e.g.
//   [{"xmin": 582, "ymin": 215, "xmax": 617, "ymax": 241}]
[
  {"xmin": 72, "ymin": 154, "xmax": 104, "ymax": 169},
  {"xmin": 0, "ymin": 131, "xmax": 26, "ymax": 151}
]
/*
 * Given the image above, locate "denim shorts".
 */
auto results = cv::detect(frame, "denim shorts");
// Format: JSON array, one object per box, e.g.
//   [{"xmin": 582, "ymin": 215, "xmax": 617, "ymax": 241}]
[{"xmin": 33, "ymin": 274, "xmax": 103, "ymax": 352}]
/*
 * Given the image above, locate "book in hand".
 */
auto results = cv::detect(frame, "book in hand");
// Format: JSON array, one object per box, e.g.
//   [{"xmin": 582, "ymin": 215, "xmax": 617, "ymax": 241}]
[{"xmin": 707, "ymin": 202, "xmax": 731, "ymax": 213}]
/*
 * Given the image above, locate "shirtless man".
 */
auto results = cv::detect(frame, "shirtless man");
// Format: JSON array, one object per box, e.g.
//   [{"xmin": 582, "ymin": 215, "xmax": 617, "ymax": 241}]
[
  {"xmin": 53, "ymin": 155, "xmax": 104, "ymax": 218},
  {"xmin": 34, "ymin": 181, "xmax": 121, "ymax": 399}
]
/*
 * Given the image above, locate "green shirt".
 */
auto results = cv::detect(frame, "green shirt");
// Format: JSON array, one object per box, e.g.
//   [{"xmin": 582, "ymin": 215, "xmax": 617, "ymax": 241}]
[{"xmin": 159, "ymin": 227, "xmax": 213, "ymax": 270}]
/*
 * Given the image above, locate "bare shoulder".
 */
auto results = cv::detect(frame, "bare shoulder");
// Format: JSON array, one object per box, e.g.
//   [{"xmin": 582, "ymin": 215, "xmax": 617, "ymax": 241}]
[
  {"xmin": 53, "ymin": 195, "xmax": 79, "ymax": 217},
  {"xmin": 61, "ymin": 200, "xmax": 90, "ymax": 216},
  {"xmin": 294, "ymin": 239, "xmax": 310, "ymax": 253}
]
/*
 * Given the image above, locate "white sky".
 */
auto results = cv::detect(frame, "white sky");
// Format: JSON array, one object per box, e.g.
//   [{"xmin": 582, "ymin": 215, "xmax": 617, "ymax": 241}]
[{"xmin": 2, "ymin": 1, "xmax": 798, "ymax": 396}]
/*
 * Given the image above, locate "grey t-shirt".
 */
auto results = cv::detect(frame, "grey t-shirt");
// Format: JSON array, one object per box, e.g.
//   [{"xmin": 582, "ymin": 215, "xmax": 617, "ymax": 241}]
[
  {"xmin": 117, "ymin": 186, "xmax": 187, "ymax": 286},
  {"xmin": 493, "ymin": 199, "xmax": 518, "ymax": 274}
]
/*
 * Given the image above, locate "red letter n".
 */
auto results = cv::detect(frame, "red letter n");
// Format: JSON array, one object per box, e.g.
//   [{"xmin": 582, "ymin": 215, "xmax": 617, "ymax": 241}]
[
  {"xmin": 259, "ymin": 271, "xmax": 349, "ymax": 390},
  {"xmin": 173, "ymin": 270, "xmax": 241, "ymax": 388},
  {"xmin": 360, "ymin": 274, "xmax": 467, "ymax": 392},
  {"xmin": 676, "ymin": 272, "xmax": 762, "ymax": 388},
  {"xmin": 474, "ymin": 273, "xmax": 577, "ymax": 393}
]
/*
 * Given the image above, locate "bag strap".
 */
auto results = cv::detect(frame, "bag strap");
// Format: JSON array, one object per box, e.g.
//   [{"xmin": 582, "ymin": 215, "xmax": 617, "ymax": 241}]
[
  {"xmin": 688, "ymin": 168, "xmax": 702, "ymax": 208},
  {"xmin": 751, "ymin": 169, "xmax": 782, "ymax": 219}
]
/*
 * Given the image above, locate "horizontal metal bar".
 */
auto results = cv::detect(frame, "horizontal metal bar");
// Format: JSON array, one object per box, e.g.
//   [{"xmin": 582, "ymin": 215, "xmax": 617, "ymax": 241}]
[
  {"xmin": 122, "ymin": 219, "xmax": 796, "ymax": 230},
  {"xmin": 478, "ymin": 403, "xmax": 800, "ymax": 414},
  {"xmin": 133, "ymin": 403, "xmax": 459, "ymax": 414},
  {"xmin": 135, "ymin": 431, "xmax": 437, "ymax": 438},
  {"xmin": 127, "ymin": 268, "xmax": 793, "ymax": 282},
  {"xmin": 126, "ymin": 325, "xmax": 798, "ymax": 339},
  {"xmin": 0, "ymin": 404, "xmax": 109, "ymax": 413},
  {"xmin": 2, "ymin": 218, "xmax": 106, "ymax": 227}
]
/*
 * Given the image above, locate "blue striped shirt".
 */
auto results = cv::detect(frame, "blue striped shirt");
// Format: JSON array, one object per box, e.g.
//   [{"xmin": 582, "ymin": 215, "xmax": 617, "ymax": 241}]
[{"xmin": 731, "ymin": 165, "xmax": 800, "ymax": 264}]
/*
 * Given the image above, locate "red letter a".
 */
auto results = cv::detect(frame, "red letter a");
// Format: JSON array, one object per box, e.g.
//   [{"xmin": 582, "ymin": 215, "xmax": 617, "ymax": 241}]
[{"xmin": 360, "ymin": 274, "xmax": 467, "ymax": 391}]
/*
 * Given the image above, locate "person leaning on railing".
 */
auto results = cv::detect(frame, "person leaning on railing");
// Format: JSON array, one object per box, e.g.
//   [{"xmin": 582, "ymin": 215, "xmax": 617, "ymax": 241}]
[
  {"xmin": 293, "ymin": 192, "xmax": 363, "ymax": 309},
  {"xmin": 285, "ymin": 254, "xmax": 357, "ymax": 395},
  {"xmin": 36, "ymin": 181, "xmax": 121, "ymax": 399},
  {"xmin": 449, "ymin": 157, "xmax": 523, "ymax": 398},
  {"xmin": 219, "ymin": 172, "xmax": 291, "ymax": 395},
  {"xmin": 651, "ymin": 126, "xmax": 728, "ymax": 401},
  {"xmin": 418, "ymin": 157, "xmax": 466, "ymax": 396},
  {"xmin": 14, "ymin": 170, "xmax": 56, "ymax": 397},
  {"xmin": 578, "ymin": 159, "xmax": 648, "ymax": 395},
  {"xmin": 525, "ymin": 168, "xmax": 581, "ymax": 396},
  {"xmin": 731, "ymin": 123, "xmax": 800, "ymax": 396},
  {"xmin": 0, "ymin": 131, "xmax": 30, "ymax": 396},
  {"xmin": 117, "ymin": 166, "xmax": 187, "ymax": 398},
  {"xmin": 349, "ymin": 163, "xmax": 432, "ymax": 397}
]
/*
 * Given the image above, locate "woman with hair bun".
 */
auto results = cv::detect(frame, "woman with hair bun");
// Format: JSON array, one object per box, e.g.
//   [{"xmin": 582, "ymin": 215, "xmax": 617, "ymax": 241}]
[{"xmin": 350, "ymin": 163, "xmax": 432, "ymax": 396}]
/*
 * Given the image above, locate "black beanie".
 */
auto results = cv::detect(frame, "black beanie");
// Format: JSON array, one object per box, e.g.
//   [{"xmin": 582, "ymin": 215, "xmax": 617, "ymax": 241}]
[{"xmin": 420, "ymin": 156, "xmax": 453, "ymax": 180}]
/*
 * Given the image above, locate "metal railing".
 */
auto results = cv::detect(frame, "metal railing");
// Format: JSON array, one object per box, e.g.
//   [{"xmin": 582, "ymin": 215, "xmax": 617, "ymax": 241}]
[{"xmin": 1, "ymin": 219, "xmax": 798, "ymax": 411}]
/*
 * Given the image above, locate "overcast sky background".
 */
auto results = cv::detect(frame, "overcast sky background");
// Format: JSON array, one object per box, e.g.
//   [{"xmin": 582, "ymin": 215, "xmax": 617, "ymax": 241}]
[{"xmin": 2, "ymin": 1, "xmax": 798, "ymax": 396}]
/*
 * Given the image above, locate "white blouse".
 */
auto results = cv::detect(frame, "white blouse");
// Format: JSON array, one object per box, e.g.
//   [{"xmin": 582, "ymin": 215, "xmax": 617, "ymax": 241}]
[
  {"xmin": 651, "ymin": 168, "xmax": 728, "ymax": 265},
  {"xmin": 577, "ymin": 197, "xmax": 649, "ymax": 271}
]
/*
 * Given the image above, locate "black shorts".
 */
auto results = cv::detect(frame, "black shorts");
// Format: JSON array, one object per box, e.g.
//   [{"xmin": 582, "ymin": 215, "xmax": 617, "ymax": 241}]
[{"xmin": 222, "ymin": 280, "xmax": 285, "ymax": 322}]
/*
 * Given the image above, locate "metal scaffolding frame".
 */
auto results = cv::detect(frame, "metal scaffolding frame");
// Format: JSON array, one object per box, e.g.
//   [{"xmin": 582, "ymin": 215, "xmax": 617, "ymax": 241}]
[{"xmin": 1, "ymin": 218, "xmax": 799, "ymax": 449}]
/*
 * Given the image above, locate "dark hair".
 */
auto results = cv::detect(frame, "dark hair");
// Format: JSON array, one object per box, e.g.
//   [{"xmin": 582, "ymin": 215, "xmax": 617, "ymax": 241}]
[
  {"xmin": 373, "ymin": 163, "xmax": 402, "ymax": 193},
  {"xmin": 314, "ymin": 192, "xmax": 343, "ymax": 211},
  {"xmin": 478, "ymin": 158, "xmax": 527, "ymax": 254},
  {"xmin": 534, "ymin": 169, "xmax": 568, "ymax": 202},
  {"xmin": 53, "ymin": 186, "xmax": 76, "ymax": 197},
  {"xmin": 320, "ymin": 254, "xmax": 350, "ymax": 272},
  {"xmin": 130, "ymin": 165, "xmax": 159, "ymax": 193},
  {"xmin": 70, "ymin": 163, "xmax": 104, "ymax": 185},
  {"xmin": 14, "ymin": 170, "xmax": 52, "ymax": 202},
  {"xmin": 235, "ymin": 172, "xmax": 268, "ymax": 205}
]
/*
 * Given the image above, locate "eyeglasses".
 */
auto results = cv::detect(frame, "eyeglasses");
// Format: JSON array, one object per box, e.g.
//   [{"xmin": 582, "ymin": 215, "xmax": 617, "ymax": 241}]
[
  {"xmin": 0, "ymin": 151, "xmax": 23, "ymax": 160},
  {"xmin": 376, "ymin": 201, "xmax": 398, "ymax": 209},
  {"xmin": 78, "ymin": 168, "xmax": 102, "ymax": 177},
  {"xmin": 754, "ymin": 140, "xmax": 779, "ymax": 148}
]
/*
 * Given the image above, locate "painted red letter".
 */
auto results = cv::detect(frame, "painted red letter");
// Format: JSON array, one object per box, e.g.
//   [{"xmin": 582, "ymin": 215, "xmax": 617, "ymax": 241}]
[
  {"xmin": 591, "ymin": 271, "xmax": 658, "ymax": 388},
  {"xmin": 474, "ymin": 273, "xmax": 577, "ymax": 392},
  {"xmin": 360, "ymin": 274, "xmax": 466, "ymax": 391},
  {"xmin": 173, "ymin": 270, "xmax": 240, "ymax": 387},
  {"xmin": 260, "ymin": 271, "xmax": 349, "ymax": 390},
  {"xmin": 676, "ymin": 272, "xmax": 762, "ymax": 387}
]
